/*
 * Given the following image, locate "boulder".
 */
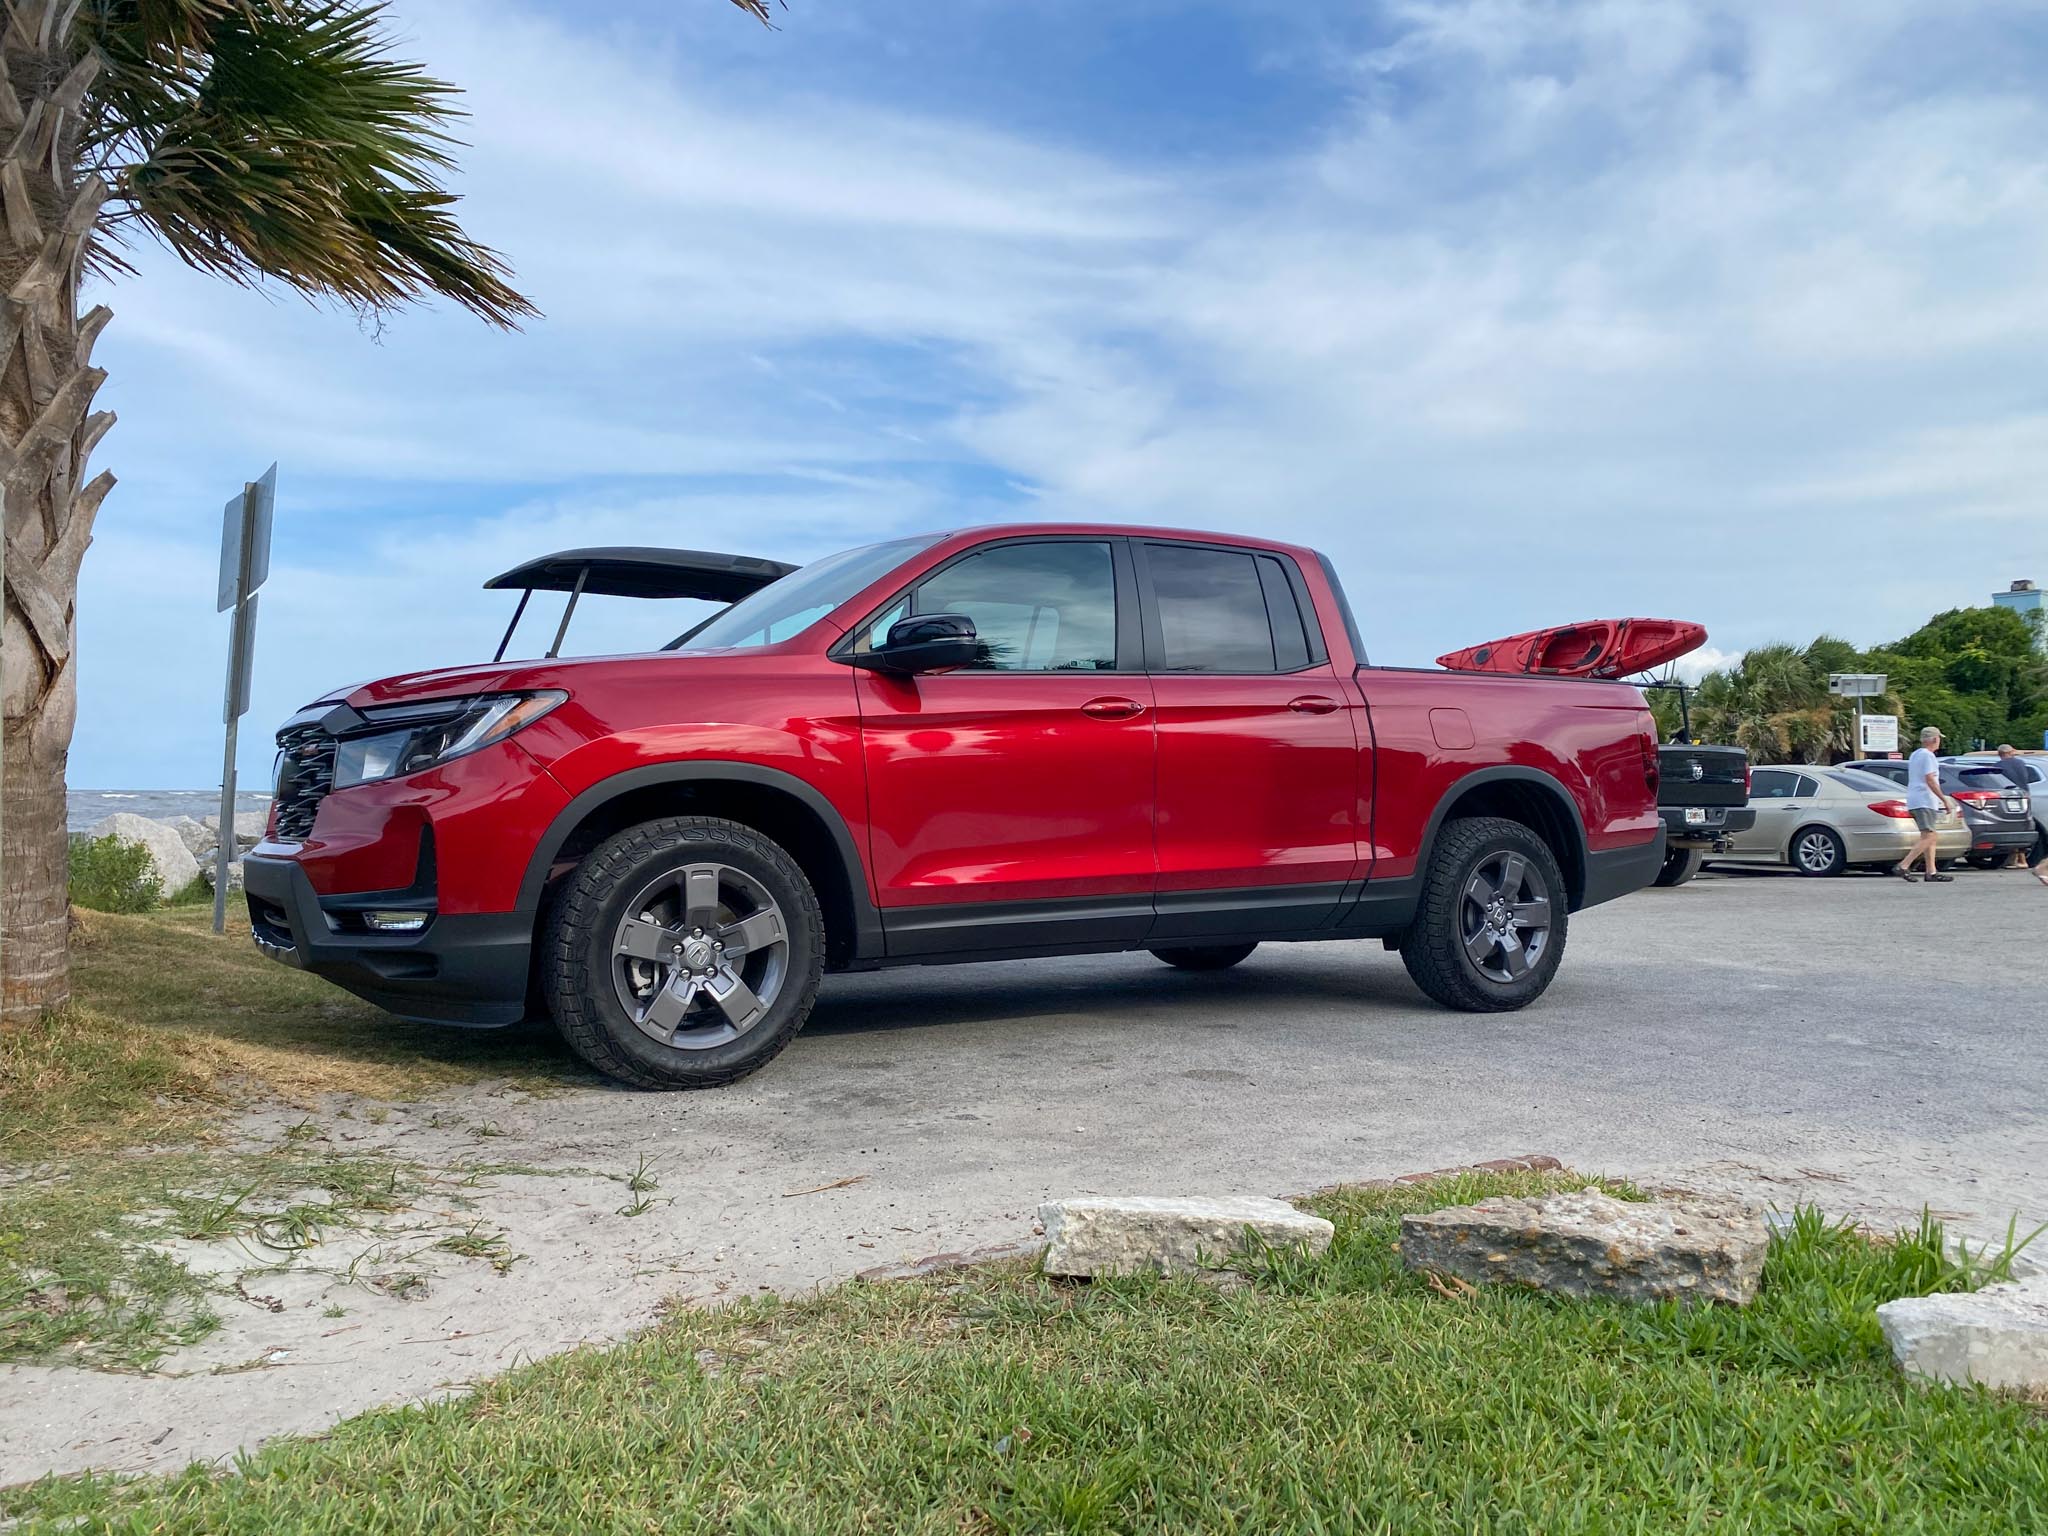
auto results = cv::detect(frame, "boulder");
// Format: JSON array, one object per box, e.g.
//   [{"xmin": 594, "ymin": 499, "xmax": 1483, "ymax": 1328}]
[
  {"xmin": 1877, "ymin": 1274, "xmax": 2048, "ymax": 1391},
  {"xmin": 161, "ymin": 814, "xmax": 216, "ymax": 859},
  {"xmin": 1039, "ymin": 1196, "xmax": 1333, "ymax": 1278},
  {"xmin": 204, "ymin": 811, "xmax": 268, "ymax": 853},
  {"xmin": 1399, "ymin": 1187, "xmax": 1768, "ymax": 1306},
  {"xmin": 206, "ymin": 860, "xmax": 246, "ymax": 893},
  {"xmin": 81, "ymin": 813, "xmax": 201, "ymax": 897}
]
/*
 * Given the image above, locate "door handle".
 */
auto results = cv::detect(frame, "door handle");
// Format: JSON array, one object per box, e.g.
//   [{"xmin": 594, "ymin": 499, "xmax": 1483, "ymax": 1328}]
[
  {"xmin": 1288, "ymin": 695, "xmax": 1340, "ymax": 715},
  {"xmin": 1081, "ymin": 697, "xmax": 1146, "ymax": 721}
]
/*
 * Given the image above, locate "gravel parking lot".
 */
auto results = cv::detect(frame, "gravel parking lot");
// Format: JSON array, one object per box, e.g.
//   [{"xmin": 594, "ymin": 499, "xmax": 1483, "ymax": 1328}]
[{"xmin": 9, "ymin": 865, "xmax": 2045, "ymax": 1482}]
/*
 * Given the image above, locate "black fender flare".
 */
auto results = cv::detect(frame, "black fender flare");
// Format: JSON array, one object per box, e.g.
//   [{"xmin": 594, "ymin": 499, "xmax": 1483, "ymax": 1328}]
[
  {"xmin": 1412, "ymin": 764, "xmax": 1590, "ymax": 908},
  {"xmin": 517, "ymin": 761, "xmax": 884, "ymax": 962}
]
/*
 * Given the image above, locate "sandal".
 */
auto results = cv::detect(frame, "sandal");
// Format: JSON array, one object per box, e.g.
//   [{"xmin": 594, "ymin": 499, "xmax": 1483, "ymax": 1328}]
[
  {"xmin": 1926, "ymin": 873, "xmax": 1954, "ymax": 882},
  {"xmin": 1892, "ymin": 865, "xmax": 1921, "ymax": 882}
]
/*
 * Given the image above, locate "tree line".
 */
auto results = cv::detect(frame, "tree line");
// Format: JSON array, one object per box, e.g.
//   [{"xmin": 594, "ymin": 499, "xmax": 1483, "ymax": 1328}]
[{"xmin": 1653, "ymin": 605, "xmax": 2048, "ymax": 761}]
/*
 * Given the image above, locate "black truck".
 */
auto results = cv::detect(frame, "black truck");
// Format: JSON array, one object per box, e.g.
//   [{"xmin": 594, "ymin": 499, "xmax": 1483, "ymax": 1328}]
[{"xmin": 1653, "ymin": 741, "xmax": 1753, "ymax": 886}]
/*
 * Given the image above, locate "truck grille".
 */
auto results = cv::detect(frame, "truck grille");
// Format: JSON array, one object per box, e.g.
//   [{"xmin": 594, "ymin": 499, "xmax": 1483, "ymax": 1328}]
[{"xmin": 273, "ymin": 722, "xmax": 337, "ymax": 841}]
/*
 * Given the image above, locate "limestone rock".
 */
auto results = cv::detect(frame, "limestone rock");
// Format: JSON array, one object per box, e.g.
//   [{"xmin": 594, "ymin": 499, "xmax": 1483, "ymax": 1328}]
[
  {"xmin": 1039, "ymin": 1196, "xmax": 1333, "ymax": 1278},
  {"xmin": 203, "ymin": 811, "xmax": 269, "ymax": 853},
  {"xmin": 206, "ymin": 860, "xmax": 246, "ymax": 893},
  {"xmin": 1399, "ymin": 1186, "xmax": 1768, "ymax": 1305},
  {"xmin": 161, "ymin": 815, "xmax": 216, "ymax": 859},
  {"xmin": 1877, "ymin": 1274, "xmax": 2048, "ymax": 1390},
  {"xmin": 81, "ymin": 813, "xmax": 201, "ymax": 897}
]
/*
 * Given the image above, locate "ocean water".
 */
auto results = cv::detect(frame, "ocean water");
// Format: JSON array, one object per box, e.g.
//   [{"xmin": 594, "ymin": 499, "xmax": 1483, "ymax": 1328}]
[{"xmin": 69, "ymin": 790, "xmax": 273, "ymax": 834}]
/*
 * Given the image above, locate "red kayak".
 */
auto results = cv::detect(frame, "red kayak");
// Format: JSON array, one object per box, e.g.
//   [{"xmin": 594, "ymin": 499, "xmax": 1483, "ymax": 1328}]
[{"xmin": 1436, "ymin": 618, "xmax": 1705, "ymax": 680}]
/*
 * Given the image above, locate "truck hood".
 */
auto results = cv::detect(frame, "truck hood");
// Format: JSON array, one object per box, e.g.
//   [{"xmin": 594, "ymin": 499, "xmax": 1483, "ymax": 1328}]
[{"xmin": 318, "ymin": 648, "xmax": 768, "ymax": 711}]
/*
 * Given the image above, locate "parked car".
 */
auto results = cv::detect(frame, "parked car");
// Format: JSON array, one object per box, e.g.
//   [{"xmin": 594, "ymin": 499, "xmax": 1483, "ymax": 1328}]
[
  {"xmin": 1946, "ymin": 753, "xmax": 2046, "ymax": 866},
  {"xmin": 1652, "ymin": 741, "xmax": 1753, "ymax": 887},
  {"xmin": 245, "ymin": 525, "xmax": 1666, "ymax": 1088},
  {"xmin": 1844, "ymin": 758, "xmax": 2035, "ymax": 868},
  {"xmin": 1714, "ymin": 765, "xmax": 1968, "ymax": 875}
]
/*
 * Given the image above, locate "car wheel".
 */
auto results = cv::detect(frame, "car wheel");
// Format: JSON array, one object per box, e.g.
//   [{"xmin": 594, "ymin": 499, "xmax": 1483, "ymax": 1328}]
[
  {"xmin": 1651, "ymin": 845, "xmax": 1705, "ymax": 888},
  {"xmin": 2032, "ymin": 828, "xmax": 2047, "ymax": 867},
  {"xmin": 541, "ymin": 816, "xmax": 823, "ymax": 1089},
  {"xmin": 1789, "ymin": 826, "xmax": 1845, "ymax": 877},
  {"xmin": 1401, "ymin": 816, "xmax": 1567, "ymax": 1013},
  {"xmin": 1965, "ymin": 851, "xmax": 2002, "ymax": 870},
  {"xmin": 1150, "ymin": 943, "xmax": 1259, "ymax": 971}
]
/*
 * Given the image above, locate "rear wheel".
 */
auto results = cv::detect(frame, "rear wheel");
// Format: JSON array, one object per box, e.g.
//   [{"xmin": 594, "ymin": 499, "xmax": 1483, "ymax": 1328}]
[
  {"xmin": 1790, "ymin": 826, "xmax": 1845, "ymax": 877},
  {"xmin": 1966, "ymin": 851, "xmax": 2003, "ymax": 870},
  {"xmin": 1651, "ymin": 845, "xmax": 1705, "ymax": 887},
  {"xmin": 1401, "ymin": 817, "xmax": 1566, "ymax": 1013},
  {"xmin": 1150, "ymin": 943, "xmax": 1258, "ymax": 971},
  {"xmin": 541, "ymin": 816, "xmax": 823, "ymax": 1089}
]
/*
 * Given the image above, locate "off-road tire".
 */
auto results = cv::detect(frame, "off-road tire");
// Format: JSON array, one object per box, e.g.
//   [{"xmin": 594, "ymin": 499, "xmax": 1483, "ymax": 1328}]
[
  {"xmin": 1651, "ymin": 845, "xmax": 1705, "ymax": 887},
  {"xmin": 1401, "ymin": 816, "xmax": 1568, "ymax": 1013},
  {"xmin": 1149, "ymin": 942, "xmax": 1259, "ymax": 971},
  {"xmin": 541, "ymin": 816, "xmax": 823, "ymax": 1089}
]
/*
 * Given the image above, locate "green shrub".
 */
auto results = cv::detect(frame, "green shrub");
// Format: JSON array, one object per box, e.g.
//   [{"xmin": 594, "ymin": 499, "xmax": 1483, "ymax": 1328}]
[
  {"xmin": 67, "ymin": 835, "xmax": 162, "ymax": 914},
  {"xmin": 164, "ymin": 874, "xmax": 215, "ymax": 908}
]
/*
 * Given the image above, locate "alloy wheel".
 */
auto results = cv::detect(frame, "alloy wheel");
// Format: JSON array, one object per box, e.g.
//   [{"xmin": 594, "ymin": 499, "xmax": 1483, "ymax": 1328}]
[
  {"xmin": 1795, "ymin": 831, "xmax": 1837, "ymax": 873},
  {"xmin": 611, "ymin": 862, "xmax": 790, "ymax": 1050},
  {"xmin": 1460, "ymin": 851, "xmax": 1552, "ymax": 984}
]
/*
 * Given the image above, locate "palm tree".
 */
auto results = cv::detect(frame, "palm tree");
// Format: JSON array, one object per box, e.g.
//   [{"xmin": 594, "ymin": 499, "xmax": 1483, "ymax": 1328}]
[{"xmin": 0, "ymin": 0, "xmax": 771, "ymax": 1020}]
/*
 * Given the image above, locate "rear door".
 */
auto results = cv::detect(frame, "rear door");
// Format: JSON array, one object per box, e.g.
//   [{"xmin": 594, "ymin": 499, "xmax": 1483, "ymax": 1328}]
[
  {"xmin": 850, "ymin": 537, "xmax": 1158, "ymax": 953},
  {"xmin": 1732, "ymin": 769, "xmax": 1801, "ymax": 857},
  {"xmin": 1135, "ymin": 539, "xmax": 1363, "ymax": 939}
]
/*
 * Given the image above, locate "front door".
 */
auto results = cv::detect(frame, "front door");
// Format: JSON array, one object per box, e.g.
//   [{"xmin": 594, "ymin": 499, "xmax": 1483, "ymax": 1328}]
[
  {"xmin": 851, "ymin": 537, "xmax": 1157, "ymax": 956},
  {"xmin": 1135, "ymin": 539, "xmax": 1363, "ymax": 939},
  {"xmin": 1737, "ymin": 768, "xmax": 1814, "ymax": 859}
]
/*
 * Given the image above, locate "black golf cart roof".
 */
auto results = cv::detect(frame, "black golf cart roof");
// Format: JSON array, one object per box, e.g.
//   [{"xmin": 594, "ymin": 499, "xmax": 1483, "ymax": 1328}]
[
  {"xmin": 485, "ymin": 546, "xmax": 799, "ymax": 661},
  {"xmin": 484, "ymin": 547, "xmax": 797, "ymax": 604}
]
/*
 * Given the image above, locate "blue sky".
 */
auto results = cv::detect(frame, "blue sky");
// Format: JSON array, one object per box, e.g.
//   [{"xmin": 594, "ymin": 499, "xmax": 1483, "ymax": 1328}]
[{"xmin": 74, "ymin": 0, "xmax": 2048, "ymax": 786}]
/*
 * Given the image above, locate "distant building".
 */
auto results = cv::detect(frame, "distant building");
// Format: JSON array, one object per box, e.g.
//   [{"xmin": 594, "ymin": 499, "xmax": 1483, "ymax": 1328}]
[{"xmin": 1993, "ymin": 578, "xmax": 2041, "ymax": 624}]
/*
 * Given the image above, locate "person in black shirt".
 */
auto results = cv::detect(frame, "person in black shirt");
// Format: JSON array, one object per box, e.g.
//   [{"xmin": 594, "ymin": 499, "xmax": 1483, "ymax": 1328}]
[{"xmin": 1992, "ymin": 745, "xmax": 2047, "ymax": 881}]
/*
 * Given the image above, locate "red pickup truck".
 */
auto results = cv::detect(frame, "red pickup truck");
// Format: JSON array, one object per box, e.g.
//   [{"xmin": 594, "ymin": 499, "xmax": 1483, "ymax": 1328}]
[{"xmin": 247, "ymin": 525, "xmax": 1665, "ymax": 1088}]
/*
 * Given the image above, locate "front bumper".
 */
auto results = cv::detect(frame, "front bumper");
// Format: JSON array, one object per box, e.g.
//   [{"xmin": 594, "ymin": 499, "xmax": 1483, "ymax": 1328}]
[{"xmin": 243, "ymin": 854, "xmax": 531, "ymax": 1027}]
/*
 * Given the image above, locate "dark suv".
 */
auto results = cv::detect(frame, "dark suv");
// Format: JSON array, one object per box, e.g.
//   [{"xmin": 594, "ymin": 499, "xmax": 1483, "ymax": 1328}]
[{"xmin": 1843, "ymin": 759, "xmax": 2035, "ymax": 867}]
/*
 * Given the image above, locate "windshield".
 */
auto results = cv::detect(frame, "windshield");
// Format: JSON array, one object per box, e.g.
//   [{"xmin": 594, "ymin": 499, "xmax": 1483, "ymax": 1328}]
[{"xmin": 667, "ymin": 534, "xmax": 942, "ymax": 652}]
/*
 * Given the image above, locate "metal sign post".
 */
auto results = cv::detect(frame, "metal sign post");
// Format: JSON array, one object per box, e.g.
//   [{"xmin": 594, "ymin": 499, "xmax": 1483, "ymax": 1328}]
[
  {"xmin": 1828, "ymin": 673, "xmax": 1887, "ymax": 760},
  {"xmin": 214, "ymin": 465, "xmax": 275, "ymax": 933}
]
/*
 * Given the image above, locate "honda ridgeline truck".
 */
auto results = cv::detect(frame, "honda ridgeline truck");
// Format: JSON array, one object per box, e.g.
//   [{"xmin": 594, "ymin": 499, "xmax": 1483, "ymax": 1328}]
[{"xmin": 247, "ymin": 525, "xmax": 1667, "ymax": 1088}]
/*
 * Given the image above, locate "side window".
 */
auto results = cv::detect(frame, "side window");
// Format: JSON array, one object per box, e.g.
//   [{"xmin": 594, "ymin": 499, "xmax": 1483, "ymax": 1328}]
[
  {"xmin": 1750, "ymin": 769, "xmax": 1795, "ymax": 799},
  {"xmin": 1257, "ymin": 557, "xmax": 1312, "ymax": 671},
  {"xmin": 897, "ymin": 541, "xmax": 1118, "ymax": 672},
  {"xmin": 1793, "ymin": 774, "xmax": 1821, "ymax": 798},
  {"xmin": 1147, "ymin": 544, "xmax": 1292, "ymax": 673}
]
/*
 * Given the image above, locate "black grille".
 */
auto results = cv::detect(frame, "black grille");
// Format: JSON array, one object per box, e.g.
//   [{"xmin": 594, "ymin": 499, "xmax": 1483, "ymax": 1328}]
[{"xmin": 274, "ymin": 722, "xmax": 337, "ymax": 841}]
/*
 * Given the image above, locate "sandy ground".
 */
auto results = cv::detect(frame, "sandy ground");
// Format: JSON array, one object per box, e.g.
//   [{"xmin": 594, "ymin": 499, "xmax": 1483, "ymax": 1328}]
[{"xmin": 4, "ymin": 865, "xmax": 2044, "ymax": 1484}]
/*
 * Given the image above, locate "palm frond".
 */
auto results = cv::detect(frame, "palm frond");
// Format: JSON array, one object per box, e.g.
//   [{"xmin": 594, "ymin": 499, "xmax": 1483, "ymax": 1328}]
[{"xmin": 90, "ymin": 0, "xmax": 533, "ymax": 324}]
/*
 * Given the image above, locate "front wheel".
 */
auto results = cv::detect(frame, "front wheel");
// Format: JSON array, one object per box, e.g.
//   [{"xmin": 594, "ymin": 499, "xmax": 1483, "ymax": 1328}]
[
  {"xmin": 541, "ymin": 816, "xmax": 824, "ymax": 1089},
  {"xmin": 1150, "ymin": 943, "xmax": 1259, "ymax": 971},
  {"xmin": 1401, "ymin": 816, "xmax": 1567, "ymax": 1013}
]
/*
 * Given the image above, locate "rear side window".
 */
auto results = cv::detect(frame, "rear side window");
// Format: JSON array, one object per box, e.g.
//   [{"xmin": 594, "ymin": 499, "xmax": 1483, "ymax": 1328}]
[
  {"xmin": 1794, "ymin": 775, "xmax": 1821, "ymax": 798},
  {"xmin": 1144, "ymin": 544, "xmax": 1317, "ymax": 674},
  {"xmin": 1750, "ymin": 769, "xmax": 1797, "ymax": 799}
]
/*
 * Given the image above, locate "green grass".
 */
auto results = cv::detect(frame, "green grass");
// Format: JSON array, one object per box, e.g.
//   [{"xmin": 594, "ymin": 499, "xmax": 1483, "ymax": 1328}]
[
  {"xmin": 0, "ymin": 1141, "xmax": 421, "ymax": 1371},
  {"xmin": 0, "ymin": 908, "xmax": 577, "ymax": 1159},
  {"xmin": 2, "ymin": 1170, "xmax": 2042, "ymax": 1533}
]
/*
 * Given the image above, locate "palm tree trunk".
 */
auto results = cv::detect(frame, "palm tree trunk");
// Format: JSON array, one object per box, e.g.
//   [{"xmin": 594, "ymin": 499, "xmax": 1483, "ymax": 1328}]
[{"xmin": 0, "ymin": 1, "xmax": 115, "ymax": 1020}]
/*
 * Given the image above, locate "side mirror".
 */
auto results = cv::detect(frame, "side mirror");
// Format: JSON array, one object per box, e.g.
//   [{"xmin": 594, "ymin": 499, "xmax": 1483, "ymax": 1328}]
[{"xmin": 845, "ymin": 613, "xmax": 981, "ymax": 675}]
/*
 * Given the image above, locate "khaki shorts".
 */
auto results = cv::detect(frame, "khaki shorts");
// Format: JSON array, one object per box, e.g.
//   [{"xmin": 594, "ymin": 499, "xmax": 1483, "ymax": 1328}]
[{"xmin": 1911, "ymin": 807, "xmax": 1943, "ymax": 833}]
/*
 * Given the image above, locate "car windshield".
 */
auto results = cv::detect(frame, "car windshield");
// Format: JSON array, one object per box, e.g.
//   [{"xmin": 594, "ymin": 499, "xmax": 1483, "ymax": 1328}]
[
  {"xmin": 1828, "ymin": 768, "xmax": 1905, "ymax": 794},
  {"xmin": 667, "ymin": 534, "xmax": 942, "ymax": 652}
]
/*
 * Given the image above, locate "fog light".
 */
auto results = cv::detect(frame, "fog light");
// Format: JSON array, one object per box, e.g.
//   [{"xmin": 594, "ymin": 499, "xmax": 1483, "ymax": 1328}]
[{"xmin": 362, "ymin": 910, "xmax": 429, "ymax": 934}]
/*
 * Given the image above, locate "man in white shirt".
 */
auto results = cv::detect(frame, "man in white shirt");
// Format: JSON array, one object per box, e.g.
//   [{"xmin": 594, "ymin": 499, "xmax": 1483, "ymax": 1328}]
[{"xmin": 1896, "ymin": 725, "xmax": 1957, "ymax": 883}]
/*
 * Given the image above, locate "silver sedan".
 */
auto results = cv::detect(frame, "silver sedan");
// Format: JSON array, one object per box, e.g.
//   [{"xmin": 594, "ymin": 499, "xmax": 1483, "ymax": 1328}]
[{"xmin": 1711, "ymin": 765, "xmax": 1970, "ymax": 876}]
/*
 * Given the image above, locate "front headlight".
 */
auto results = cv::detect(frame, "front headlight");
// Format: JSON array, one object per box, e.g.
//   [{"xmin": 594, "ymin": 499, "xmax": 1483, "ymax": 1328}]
[{"xmin": 332, "ymin": 691, "xmax": 567, "ymax": 790}]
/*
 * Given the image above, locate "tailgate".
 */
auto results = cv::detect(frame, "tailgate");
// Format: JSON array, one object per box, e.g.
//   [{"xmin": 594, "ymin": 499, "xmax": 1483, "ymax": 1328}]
[{"xmin": 1659, "ymin": 744, "xmax": 1748, "ymax": 808}]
